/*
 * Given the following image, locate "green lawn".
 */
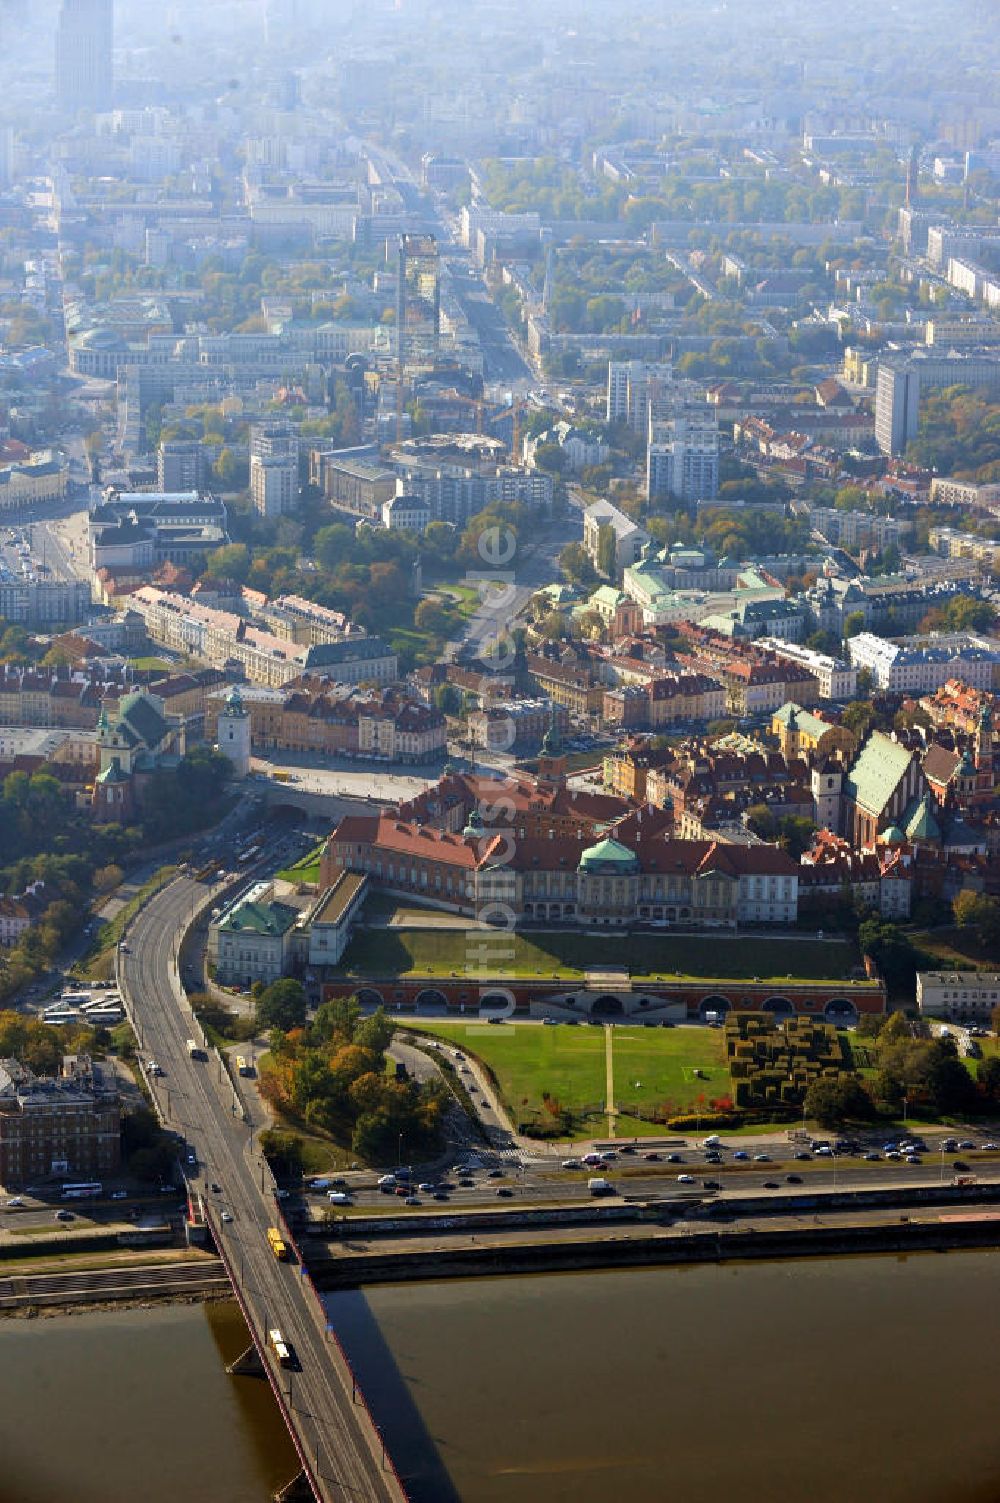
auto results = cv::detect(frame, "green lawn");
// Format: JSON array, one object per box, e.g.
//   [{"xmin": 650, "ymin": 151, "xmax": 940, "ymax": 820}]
[
  {"xmin": 278, "ymin": 840, "xmax": 326, "ymax": 885},
  {"xmin": 337, "ymin": 926, "xmax": 861, "ymax": 984},
  {"xmin": 437, "ymin": 584, "xmax": 484, "ymax": 620},
  {"xmin": 911, "ymin": 927, "xmax": 1000, "ymax": 973},
  {"xmin": 128, "ymin": 656, "xmax": 172, "ymax": 674},
  {"xmin": 404, "ymin": 1020, "xmax": 726, "ymax": 1139}
]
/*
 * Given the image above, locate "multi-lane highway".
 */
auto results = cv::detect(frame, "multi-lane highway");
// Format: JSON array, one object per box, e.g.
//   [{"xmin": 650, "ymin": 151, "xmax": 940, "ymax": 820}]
[
  {"xmin": 118, "ymin": 875, "xmax": 405, "ymax": 1503},
  {"xmin": 297, "ymin": 1151, "xmax": 1000, "ymax": 1221}
]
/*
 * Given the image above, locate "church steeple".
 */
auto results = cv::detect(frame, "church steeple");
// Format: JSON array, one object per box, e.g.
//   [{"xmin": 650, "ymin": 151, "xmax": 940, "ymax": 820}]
[
  {"xmin": 537, "ymin": 705, "xmax": 567, "ymax": 788},
  {"xmin": 975, "ymin": 700, "xmax": 994, "ymax": 790}
]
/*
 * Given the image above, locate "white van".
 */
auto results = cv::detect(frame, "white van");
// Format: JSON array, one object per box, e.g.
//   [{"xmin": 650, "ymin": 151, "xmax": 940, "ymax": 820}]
[
  {"xmin": 377, "ymin": 1174, "xmax": 397, "ymax": 1192},
  {"xmin": 588, "ymin": 1177, "xmax": 614, "ymax": 1196}
]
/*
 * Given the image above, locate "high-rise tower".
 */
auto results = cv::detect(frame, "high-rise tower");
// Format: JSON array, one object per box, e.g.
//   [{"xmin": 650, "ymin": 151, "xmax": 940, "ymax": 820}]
[
  {"xmin": 56, "ymin": 0, "xmax": 113, "ymax": 114},
  {"xmin": 396, "ymin": 234, "xmax": 440, "ymax": 377}
]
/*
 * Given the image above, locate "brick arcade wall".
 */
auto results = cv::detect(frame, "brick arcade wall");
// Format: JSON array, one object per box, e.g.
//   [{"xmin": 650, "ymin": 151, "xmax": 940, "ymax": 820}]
[{"xmin": 321, "ymin": 976, "xmax": 886, "ymax": 1019}]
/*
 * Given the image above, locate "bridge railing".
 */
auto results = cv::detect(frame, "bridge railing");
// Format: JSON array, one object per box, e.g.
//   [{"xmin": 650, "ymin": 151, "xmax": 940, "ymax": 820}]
[
  {"xmin": 275, "ymin": 1207, "xmax": 410, "ymax": 1502},
  {"xmin": 208, "ymin": 1207, "xmax": 327, "ymax": 1503}
]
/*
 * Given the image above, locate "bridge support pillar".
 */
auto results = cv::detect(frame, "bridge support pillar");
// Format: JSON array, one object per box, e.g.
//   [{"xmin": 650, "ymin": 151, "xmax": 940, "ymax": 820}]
[
  {"xmin": 227, "ymin": 1344, "xmax": 265, "ymax": 1377},
  {"xmin": 272, "ymin": 1469, "xmax": 315, "ymax": 1503}
]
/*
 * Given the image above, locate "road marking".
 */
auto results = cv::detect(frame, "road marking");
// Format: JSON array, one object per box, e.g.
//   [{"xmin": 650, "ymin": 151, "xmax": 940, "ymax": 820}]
[{"xmin": 605, "ymin": 1027, "xmax": 617, "ymax": 1140}]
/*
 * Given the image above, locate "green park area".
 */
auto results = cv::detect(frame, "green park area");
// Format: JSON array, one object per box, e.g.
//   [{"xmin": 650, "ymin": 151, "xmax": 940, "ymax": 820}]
[
  {"xmin": 336, "ymin": 926, "xmax": 860, "ymax": 983},
  {"xmin": 127, "ymin": 656, "xmax": 173, "ymax": 675},
  {"xmin": 910, "ymin": 926, "xmax": 1000, "ymax": 973},
  {"xmin": 404, "ymin": 1019, "xmax": 729, "ymax": 1138},
  {"xmin": 277, "ymin": 841, "xmax": 326, "ymax": 885}
]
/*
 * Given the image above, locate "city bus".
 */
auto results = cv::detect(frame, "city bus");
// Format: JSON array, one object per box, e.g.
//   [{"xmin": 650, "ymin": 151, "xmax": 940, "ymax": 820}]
[
  {"xmin": 60, "ymin": 1182, "xmax": 102, "ymax": 1200},
  {"xmin": 82, "ymin": 1007, "xmax": 124, "ymax": 1026},
  {"xmin": 267, "ymin": 1226, "xmax": 288, "ymax": 1260},
  {"xmin": 268, "ymin": 1328, "xmax": 293, "ymax": 1367}
]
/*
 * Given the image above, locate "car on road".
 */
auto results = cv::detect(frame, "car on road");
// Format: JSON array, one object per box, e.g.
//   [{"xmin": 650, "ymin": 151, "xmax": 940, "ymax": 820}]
[
  {"xmin": 785, "ymin": 1175, "xmax": 802, "ymax": 1184},
  {"xmin": 495, "ymin": 1188, "xmax": 514, "ymax": 1198},
  {"xmin": 55, "ymin": 1210, "xmax": 74, "ymax": 1221},
  {"xmin": 642, "ymin": 1152, "xmax": 660, "ymax": 1162},
  {"xmin": 762, "ymin": 1181, "xmax": 780, "ymax": 1190},
  {"xmin": 111, "ymin": 1189, "xmax": 128, "ymax": 1200},
  {"xmin": 458, "ymin": 1177, "xmax": 475, "ymax": 1187},
  {"xmin": 702, "ymin": 1179, "xmax": 721, "ymax": 1190},
  {"xmin": 3, "ymin": 1197, "xmax": 24, "ymax": 1208},
  {"xmin": 666, "ymin": 1153, "xmax": 683, "ymax": 1164},
  {"xmin": 906, "ymin": 1155, "xmax": 922, "ymax": 1165},
  {"xmin": 418, "ymin": 1182, "xmax": 435, "ymax": 1193},
  {"xmin": 403, "ymin": 1196, "xmax": 421, "ymax": 1206},
  {"xmin": 753, "ymin": 1153, "xmax": 771, "ymax": 1162},
  {"xmin": 561, "ymin": 1158, "xmax": 581, "ymax": 1169},
  {"xmin": 953, "ymin": 1160, "xmax": 969, "ymax": 1172},
  {"xmin": 794, "ymin": 1151, "xmax": 811, "ymax": 1162},
  {"xmin": 863, "ymin": 1152, "xmax": 880, "ymax": 1162},
  {"xmin": 677, "ymin": 1174, "xmax": 695, "ymax": 1184},
  {"xmin": 433, "ymin": 1192, "xmax": 450, "ymax": 1201},
  {"xmin": 220, "ymin": 1210, "xmax": 233, "ymax": 1223},
  {"xmin": 959, "ymin": 1140, "xmax": 977, "ymax": 1151},
  {"xmin": 733, "ymin": 1150, "xmax": 749, "ymax": 1161}
]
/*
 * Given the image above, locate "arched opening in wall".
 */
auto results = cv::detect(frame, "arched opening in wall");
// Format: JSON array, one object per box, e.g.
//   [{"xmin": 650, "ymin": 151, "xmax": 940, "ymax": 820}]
[
  {"xmin": 825, "ymin": 998, "xmax": 859, "ymax": 1026},
  {"xmin": 699, "ymin": 994, "xmax": 731, "ymax": 1022},
  {"xmin": 355, "ymin": 988, "xmax": 385, "ymax": 1011},
  {"xmin": 480, "ymin": 992, "xmax": 511, "ymax": 1013},
  {"xmin": 762, "ymin": 996, "xmax": 794, "ymax": 1019},
  {"xmin": 414, "ymin": 988, "xmax": 449, "ymax": 1014},
  {"xmin": 591, "ymin": 994, "xmax": 625, "ymax": 1017}
]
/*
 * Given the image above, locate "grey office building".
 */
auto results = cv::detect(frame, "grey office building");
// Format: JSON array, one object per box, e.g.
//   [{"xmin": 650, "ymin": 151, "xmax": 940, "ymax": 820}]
[
  {"xmin": 875, "ymin": 364, "xmax": 920, "ymax": 456},
  {"xmin": 55, "ymin": 0, "xmax": 113, "ymax": 112}
]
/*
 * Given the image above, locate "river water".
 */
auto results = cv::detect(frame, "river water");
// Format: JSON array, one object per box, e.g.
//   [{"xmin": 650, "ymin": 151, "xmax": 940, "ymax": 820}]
[
  {"xmin": 327, "ymin": 1252, "xmax": 1000, "ymax": 1503},
  {"xmin": 3, "ymin": 1254, "xmax": 1000, "ymax": 1503},
  {"xmin": 0, "ymin": 1302, "xmax": 298, "ymax": 1503}
]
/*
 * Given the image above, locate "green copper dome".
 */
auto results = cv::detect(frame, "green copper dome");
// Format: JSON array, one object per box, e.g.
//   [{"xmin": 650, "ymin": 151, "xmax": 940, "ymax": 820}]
[
  {"xmin": 463, "ymin": 807, "xmax": 485, "ymax": 840},
  {"xmin": 578, "ymin": 837, "xmax": 640, "ymax": 874}
]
